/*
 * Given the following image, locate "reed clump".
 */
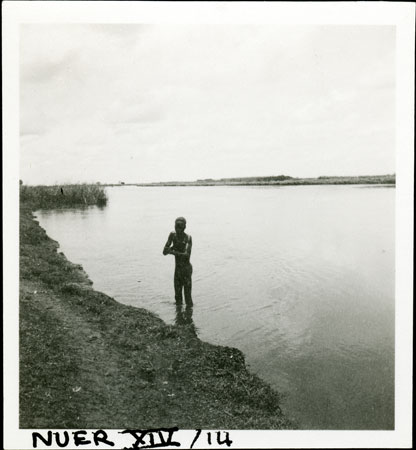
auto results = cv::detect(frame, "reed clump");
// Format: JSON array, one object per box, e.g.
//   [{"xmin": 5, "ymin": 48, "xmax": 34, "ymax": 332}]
[{"xmin": 20, "ymin": 184, "xmax": 108, "ymax": 209}]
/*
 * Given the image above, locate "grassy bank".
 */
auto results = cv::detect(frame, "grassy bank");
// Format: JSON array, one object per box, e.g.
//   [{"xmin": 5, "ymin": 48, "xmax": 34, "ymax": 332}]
[
  {"xmin": 20, "ymin": 184, "xmax": 108, "ymax": 209},
  {"xmin": 19, "ymin": 198, "xmax": 293, "ymax": 429}
]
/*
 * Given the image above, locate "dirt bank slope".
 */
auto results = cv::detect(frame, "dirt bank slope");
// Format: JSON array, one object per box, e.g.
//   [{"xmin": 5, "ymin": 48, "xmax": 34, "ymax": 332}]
[{"xmin": 20, "ymin": 204, "xmax": 292, "ymax": 429}]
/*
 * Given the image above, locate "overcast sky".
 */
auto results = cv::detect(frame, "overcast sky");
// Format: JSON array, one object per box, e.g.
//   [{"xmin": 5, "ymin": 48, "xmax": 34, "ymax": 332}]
[{"xmin": 20, "ymin": 24, "xmax": 395, "ymax": 185}]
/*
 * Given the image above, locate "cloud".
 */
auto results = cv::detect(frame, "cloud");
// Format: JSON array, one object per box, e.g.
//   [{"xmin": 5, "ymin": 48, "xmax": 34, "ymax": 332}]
[
  {"xmin": 19, "ymin": 24, "xmax": 395, "ymax": 184},
  {"xmin": 106, "ymin": 104, "xmax": 165, "ymax": 126},
  {"xmin": 21, "ymin": 50, "xmax": 79, "ymax": 85},
  {"xmin": 88, "ymin": 23, "xmax": 152, "ymax": 40}
]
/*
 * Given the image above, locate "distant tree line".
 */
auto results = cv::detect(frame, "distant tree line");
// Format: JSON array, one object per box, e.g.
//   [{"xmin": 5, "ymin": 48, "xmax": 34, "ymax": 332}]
[{"xmin": 197, "ymin": 175, "xmax": 293, "ymax": 183}]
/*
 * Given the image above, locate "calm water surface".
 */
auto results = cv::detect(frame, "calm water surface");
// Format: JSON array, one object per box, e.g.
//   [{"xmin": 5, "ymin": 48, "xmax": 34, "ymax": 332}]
[{"xmin": 36, "ymin": 186, "xmax": 395, "ymax": 429}]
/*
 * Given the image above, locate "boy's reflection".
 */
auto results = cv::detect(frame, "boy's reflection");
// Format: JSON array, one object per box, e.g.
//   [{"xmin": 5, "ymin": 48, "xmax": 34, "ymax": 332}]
[{"xmin": 175, "ymin": 304, "xmax": 197, "ymax": 336}]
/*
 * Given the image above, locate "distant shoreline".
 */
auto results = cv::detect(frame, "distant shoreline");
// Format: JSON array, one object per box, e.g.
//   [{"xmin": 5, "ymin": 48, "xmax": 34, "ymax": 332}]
[{"xmin": 104, "ymin": 174, "xmax": 395, "ymax": 187}]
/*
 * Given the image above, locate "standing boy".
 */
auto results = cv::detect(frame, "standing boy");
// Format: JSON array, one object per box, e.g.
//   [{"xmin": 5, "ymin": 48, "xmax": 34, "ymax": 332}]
[{"xmin": 163, "ymin": 217, "xmax": 193, "ymax": 306}]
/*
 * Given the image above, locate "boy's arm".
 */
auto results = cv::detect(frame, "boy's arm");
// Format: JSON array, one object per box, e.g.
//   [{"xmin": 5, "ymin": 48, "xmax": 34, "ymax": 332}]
[
  {"xmin": 163, "ymin": 232, "xmax": 174, "ymax": 255},
  {"xmin": 171, "ymin": 235, "xmax": 192, "ymax": 257}
]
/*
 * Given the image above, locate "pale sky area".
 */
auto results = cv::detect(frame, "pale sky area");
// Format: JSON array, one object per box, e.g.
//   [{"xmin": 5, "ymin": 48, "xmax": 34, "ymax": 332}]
[{"xmin": 20, "ymin": 24, "xmax": 395, "ymax": 185}]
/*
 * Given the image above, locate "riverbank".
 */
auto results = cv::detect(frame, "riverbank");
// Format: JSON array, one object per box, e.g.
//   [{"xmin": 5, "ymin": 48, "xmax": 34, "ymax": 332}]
[
  {"xmin": 106, "ymin": 174, "xmax": 395, "ymax": 187},
  {"xmin": 19, "ymin": 202, "xmax": 293, "ymax": 429}
]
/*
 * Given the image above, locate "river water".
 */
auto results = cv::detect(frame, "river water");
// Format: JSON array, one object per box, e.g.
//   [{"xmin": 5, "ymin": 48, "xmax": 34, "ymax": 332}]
[{"xmin": 36, "ymin": 185, "xmax": 395, "ymax": 429}]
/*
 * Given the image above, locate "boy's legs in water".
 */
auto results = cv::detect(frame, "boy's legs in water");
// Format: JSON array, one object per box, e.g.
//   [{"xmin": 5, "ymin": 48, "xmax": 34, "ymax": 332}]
[
  {"xmin": 184, "ymin": 274, "xmax": 192, "ymax": 307},
  {"xmin": 174, "ymin": 269, "xmax": 183, "ymax": 304},
  {"xmin": 174, "ymin": 265, "xmax": 193, "ymax": 307}
]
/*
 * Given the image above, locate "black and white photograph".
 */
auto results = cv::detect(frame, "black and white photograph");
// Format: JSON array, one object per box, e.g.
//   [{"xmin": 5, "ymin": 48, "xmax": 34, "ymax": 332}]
[{"xmin": 3, "ymin": 2, "xmax": 414, "ymax": 449}]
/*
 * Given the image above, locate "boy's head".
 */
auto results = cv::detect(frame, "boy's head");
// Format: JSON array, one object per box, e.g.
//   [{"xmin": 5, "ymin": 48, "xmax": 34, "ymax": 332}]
[{"xmin": 175, "ymin": 217, "xmax": 186, "ymax": 233}]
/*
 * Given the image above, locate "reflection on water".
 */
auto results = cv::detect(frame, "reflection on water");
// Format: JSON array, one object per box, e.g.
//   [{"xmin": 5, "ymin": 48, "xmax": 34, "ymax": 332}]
[
  {"xmin": 175, "ymin": 304, "xmax": 197, "ymax": 336},
  {"xmin": 36, "ymin": 185, "xmax": 395, "ymax": 430}
]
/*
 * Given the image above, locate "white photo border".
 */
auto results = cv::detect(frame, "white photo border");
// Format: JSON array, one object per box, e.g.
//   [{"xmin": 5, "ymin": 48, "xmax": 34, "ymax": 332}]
[{"xmin": 3, "ymin": 2, "xmax": 414, "ymax": 448}]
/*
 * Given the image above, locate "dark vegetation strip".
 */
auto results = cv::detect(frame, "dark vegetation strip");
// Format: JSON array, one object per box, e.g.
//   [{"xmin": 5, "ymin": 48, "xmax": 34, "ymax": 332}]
[
  {"xmin": 106, "ymin": 174, "xmax": 396, "ymax": 187},
  {"xmin": 20, "ymin": 183, "xmax": 108, "ymax": 209},
  {"xmin": 19, "ymin": 186, "xmax": 293, "ymax": 429}
]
